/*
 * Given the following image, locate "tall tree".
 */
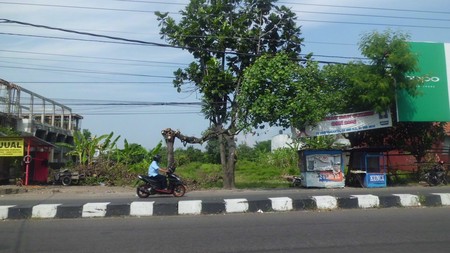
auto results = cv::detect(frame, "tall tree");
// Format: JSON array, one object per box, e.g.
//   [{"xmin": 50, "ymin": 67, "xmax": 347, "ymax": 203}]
[
  {"xmin": 238, "ymin": 53, "xmax": 330, "ymax": 131},
  {"xmin": 156, "ymin": 0, "xmax": 303, "ymax": 189}
]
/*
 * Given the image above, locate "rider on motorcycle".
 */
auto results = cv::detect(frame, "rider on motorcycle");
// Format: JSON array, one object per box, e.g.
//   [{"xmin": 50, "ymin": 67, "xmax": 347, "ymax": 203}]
[{"xmin": 148, "ymin": 155, "xmax": 168, "ymax": 189}]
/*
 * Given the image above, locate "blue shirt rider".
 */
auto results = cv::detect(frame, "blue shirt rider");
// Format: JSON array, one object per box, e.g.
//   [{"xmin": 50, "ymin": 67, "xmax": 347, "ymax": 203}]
[{"xmin": 148, "ymin": 155, "xmax": 168, "ymax": 189}]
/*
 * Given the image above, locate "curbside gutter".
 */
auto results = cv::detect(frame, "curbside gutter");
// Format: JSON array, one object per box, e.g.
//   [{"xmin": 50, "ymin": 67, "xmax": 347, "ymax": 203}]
[{"xmin": 1, "ymin": 193, "xmax": 449, "ymax": 220}]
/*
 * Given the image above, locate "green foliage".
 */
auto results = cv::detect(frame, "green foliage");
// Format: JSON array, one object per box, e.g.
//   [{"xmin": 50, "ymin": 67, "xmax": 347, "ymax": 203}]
[
  {"xmin": 174, "ymin": 146, "xmax": 207, "ymax": 166},
  {"xmin": 177, "ymin": 162, "xmax": 223, "ymax": 189},
  {"xmin": 0, "ymin": 126, "xmax": 20, "ymax": 136},
  {"xmin": 237, "ymin": 143, "xmax": 257, "ymax": 161},
  {"xmin": 57, "ymin": 129, "xmax": 113, "ymax": 166},
  {"xmin": 299, "ymin": 135, "xmax": 336, "ymax": 150},
  {"xmin": 239, "ymin": 53, "xmax": 331, "ymax": 130},
  {"xmin": 356, "ymin": 30, "xmax": 421, "ymax": 112},
  {"xmin": 204, "ymin": 138, "xmax": 221, "ymax": 164}
]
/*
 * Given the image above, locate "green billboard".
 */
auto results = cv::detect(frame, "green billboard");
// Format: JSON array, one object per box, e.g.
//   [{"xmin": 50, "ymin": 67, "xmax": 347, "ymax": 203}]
[{"xmin": 396, "ymin": 42, "xmax": 450, "ymax": 122}]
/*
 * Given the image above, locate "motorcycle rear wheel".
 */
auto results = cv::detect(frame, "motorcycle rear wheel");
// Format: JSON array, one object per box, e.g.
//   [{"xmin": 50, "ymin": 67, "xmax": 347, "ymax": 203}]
[
  {"xmin": 427, "ymin": 177, "xmax": 440, "ymax": 186},
  {"xmin": 172, "ymin": 184, "xmax": 186, "ymax": 197},
  {"xmin": 137, "ymin": 184, "xmax": 150, "ymax": 198}
]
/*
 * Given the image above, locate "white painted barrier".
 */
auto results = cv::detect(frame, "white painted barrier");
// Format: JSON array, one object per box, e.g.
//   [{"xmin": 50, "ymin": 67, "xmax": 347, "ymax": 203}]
[
  {"xmin": 269, "ymin": 197, "xmax": 293, "ymax": 211},
  {"xmin": 82, "ymin": 202, "xmax": 110, "ymax": 218},
  {"xmin": 179, "ymin": 200, "xmax": 202, "ymax": 215},
  {"xmin": 393, "ymin": 194, "xmax": 420, "ymax": 207},
  {"xmin": 312, "ymin": 196, "xmax": 338, "ymax": 209},
  {"xmin": 0, "ymin": 205, "xmax": 14, "ymax": 219},
  {"xmin": 351, "ymin": 195, "xmax": 380, "ymax": 208},
  {"xmin": 130, "ymin": 201, "xmax": 154, "ymax": 216},
  {"xmin": 32, "ymin": 204, "xmax": 61, "ymax": 218},
  {"xmin": 225, "ymin": 199, "xmax": 248, "ymax": 213},
  {"xmin": 432, "ymin": 193, "xmax": 450, "ymax": 205}
]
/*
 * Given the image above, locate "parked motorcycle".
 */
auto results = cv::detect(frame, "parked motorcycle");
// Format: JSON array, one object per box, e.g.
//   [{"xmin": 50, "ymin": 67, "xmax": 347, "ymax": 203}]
[
  {"xmin": 423, "ymin": 163, "xmax": 448, "ymax": 186},
  {"xmin": 136, "ymin": 166, "xmax": 187, "ymax": 198}
]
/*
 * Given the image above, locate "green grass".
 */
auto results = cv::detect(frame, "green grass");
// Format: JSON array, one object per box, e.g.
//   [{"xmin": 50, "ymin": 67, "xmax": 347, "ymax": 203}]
[{"xmin": 177, "ymin": 160, "xmax": 297, "ymax": 189}]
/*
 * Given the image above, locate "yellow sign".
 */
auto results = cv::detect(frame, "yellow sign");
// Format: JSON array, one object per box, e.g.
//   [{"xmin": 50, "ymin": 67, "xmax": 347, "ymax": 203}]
[{"xmin": 0, "ymin": 138, "xmax": 24, "ymax": 157}]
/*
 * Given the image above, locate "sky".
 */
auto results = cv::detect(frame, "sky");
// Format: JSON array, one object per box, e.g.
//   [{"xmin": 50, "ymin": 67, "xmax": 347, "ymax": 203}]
[{"xmin": 1, "ymin": 0, "xmax": 450, "ymax": 150}]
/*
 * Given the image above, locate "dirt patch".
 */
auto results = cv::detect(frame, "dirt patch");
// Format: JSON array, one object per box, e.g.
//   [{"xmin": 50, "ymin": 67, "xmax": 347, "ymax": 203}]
[{"xmin": 0, "ymin": 184, "xmax": 135, "ymax": 195}]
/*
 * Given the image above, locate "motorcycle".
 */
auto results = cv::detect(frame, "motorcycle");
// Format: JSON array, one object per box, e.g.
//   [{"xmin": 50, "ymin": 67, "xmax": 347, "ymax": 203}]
[
  {"xmin": 423, "ymin": 164, "xmax": 448, "ymax": 186},
  {"xmin": 136, "ymin": 166, "xmax": 187, "ymax": 198}
]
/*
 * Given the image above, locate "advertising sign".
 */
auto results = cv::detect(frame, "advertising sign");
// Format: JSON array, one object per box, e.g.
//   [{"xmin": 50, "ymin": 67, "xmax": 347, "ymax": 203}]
[
  {"xmin": 297, "ymin": 110, "xmax": 392, "ymax": 137},
  {"xmin": 0, "ymin": 138, "xmax": 24, "ymax": 156},
  {"xmin": 396, "ymin": 42, "xmax": 450, "ymax": 121},
  {"xmin": 366, "ymin": 173, "xmax": 387, "ymax": 187}
]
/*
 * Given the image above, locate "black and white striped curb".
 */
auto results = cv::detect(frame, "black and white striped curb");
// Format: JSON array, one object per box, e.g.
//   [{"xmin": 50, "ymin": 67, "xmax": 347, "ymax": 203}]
[{"xmin": 1, "ymin": 193, "xmax": 449, "ymax": 220}]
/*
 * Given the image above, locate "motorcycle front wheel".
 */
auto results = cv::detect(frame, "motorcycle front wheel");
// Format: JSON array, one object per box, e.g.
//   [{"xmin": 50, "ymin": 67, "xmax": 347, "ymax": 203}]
[
  {"xmin": 136, "ymin": 184, "xmax": 150, "ymax": 198},
  {"xmin": 173, "ymin": 184, "xmax": 186, "ymax": 197}
]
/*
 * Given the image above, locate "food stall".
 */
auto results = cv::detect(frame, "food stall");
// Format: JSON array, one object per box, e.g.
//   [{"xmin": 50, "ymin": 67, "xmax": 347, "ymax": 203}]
[
  {"xmin": 0, "ymin": 136, "xmax": 54, "ymax": 185},
  {"xmin": 298, "ymin": 150, "xmax": 345, "ymax": 188},
  {"xmin": 349, "ymin": 148, "xmax": 388, "ymax": 188}
]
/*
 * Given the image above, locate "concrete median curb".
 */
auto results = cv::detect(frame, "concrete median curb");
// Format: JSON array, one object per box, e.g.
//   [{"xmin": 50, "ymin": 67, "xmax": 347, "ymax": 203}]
[{"xmin": 1, "ymin": 193, "xmax": 449, "ymax": 220}]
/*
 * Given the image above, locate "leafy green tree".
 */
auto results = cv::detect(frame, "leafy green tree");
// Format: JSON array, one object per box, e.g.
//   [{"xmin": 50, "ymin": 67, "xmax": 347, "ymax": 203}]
[
  {"xmin": 205, "ymin": 137, "xmax": 221, "ymax": 164},
  {"xmin": 156, "ymin": 0, "xmax": 303, "ymax": 188},
  {"xmin": 238, "ymin": 53, "xmax": 331, "ymax": 131},
  {"xmin": 352, "ymin": 30, "xmax": 420, "ymax": 112},
  {"xmin": 113, "ymin": 139, "xmax": 148, "ymax": 166},
  {"xmin": 0, "ymin": 127, "xmax": 20, "ymax": 136},
  {"xmin": 254, "ymin": 140, "xmax": 271, "ymax": 154},
  {"xmin": 58, "ymin": 129, "xmax": 110, "ymax": 166},
  {"xmin": 237, "ymin": 143, "xmax": 256, "ymax": 161},
  {"xmin": 174, "ymin": 146, "xmax": 206, "ymax": 166}
]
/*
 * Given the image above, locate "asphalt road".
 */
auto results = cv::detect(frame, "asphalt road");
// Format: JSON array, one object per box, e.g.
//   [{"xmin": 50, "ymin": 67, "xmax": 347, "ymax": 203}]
[{"xmin": 1, "ymin": 207, "xmax": 449, "ymax": 253}]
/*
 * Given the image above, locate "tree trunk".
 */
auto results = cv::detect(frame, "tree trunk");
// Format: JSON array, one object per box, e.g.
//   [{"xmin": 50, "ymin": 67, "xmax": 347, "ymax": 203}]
[{"xmin": 220, "ymin": 133, "xmax": 236, "ymax": 189}]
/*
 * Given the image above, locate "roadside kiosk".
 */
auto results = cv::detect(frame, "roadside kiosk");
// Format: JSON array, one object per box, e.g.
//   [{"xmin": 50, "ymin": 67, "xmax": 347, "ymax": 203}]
[
  {"xmin": 298, "ymin": 150, "xmax": 345, "ymax": 188},
  {"xmin": 0, "ymin": 136, "xmax": 54, "ymax": 185},
  {"xmin": 349, "ymin": 148, "xmax": 388, "ymax": 188}
]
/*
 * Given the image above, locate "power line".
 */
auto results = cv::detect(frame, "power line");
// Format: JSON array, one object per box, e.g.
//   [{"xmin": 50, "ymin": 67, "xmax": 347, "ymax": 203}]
[
  {"xmin": 0, "ymin": 1, "xmax": 170, "ymax": 14},
  {"xmin": 2, "ymin": 1, "xmax": 448, "ymax": 20},
  {"xmin": 0, "ymin": 19, "xmax": 175, "ymax": 48},
  {"xmin": 0, "ymin": 20, "xmax": 350, "ymax": 65},
  {"xmin": 294, "ymin": 10, "xmax": 450, "ymax": 23},
  {"xmin": 280, "ymin": 1, "xmax": 450, "ymax": 15},
  {"xmin": 0, "ymin": 65, "xmax": 175, "ymax": 79},
  {"xmin": 13, "ymin": 81, "xmax": 172, "ymax": 84},
  {"xmin": 299, "ymin": 19, "xmax": 450, "ymax": 30},
  {"xmin": 0, "ymin": 49, "xmax": 187, "ymax": 66}
]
